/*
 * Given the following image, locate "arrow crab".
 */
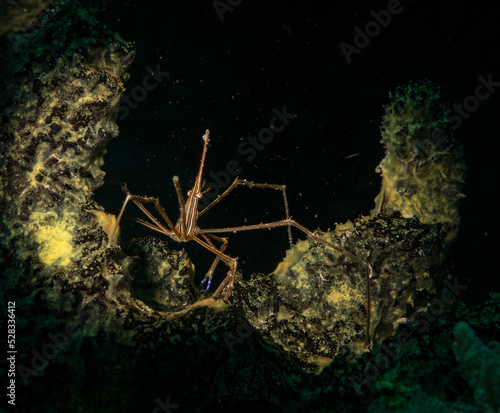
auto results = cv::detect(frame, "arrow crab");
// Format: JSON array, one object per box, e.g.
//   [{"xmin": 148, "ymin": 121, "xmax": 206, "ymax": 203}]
[{"xmin": 107, "ymin": 130, "xmax": 373, "ymax": 347}]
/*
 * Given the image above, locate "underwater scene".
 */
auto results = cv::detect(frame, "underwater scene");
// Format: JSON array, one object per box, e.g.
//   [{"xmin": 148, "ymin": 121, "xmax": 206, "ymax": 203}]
[{"xmin": 0, "ymin": 0, "xmax": 499, "ymax": 412}]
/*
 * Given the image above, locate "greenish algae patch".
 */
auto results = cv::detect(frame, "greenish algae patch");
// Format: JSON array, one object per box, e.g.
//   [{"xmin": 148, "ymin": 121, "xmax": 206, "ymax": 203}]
[{"xmin": 373, "ymin": 80, "xmax": 466, "ymax": 244}]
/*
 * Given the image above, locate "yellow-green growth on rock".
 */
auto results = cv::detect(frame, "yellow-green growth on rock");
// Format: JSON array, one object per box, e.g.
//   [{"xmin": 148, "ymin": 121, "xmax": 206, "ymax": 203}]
[
  {"xmin": 373, "ymin": 80, "xmax": 466, "ymax": 244},
  {"xmin": 239, "ymin": 214, "xmax": 447, "ymax": 373}
]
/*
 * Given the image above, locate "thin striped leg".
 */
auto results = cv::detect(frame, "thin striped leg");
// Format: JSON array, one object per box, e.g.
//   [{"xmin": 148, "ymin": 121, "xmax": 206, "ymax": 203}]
[
  {"xmin": 192, "ymin": 235, "xmax": 237, "ymax": 301},
  {"xmin": 107, "ymin": 185, "xmax": 180, "ymax": 247},
  {"xmin": 199, "ymin": 178, "xmax": 293, "ymax": 248},
  {"xmin": 199, "ymin": 233, "xmax": 228, "ymax": 291}
]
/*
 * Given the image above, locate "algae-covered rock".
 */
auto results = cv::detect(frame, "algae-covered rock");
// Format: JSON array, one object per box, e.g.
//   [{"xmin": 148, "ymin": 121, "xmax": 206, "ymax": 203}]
[
  {"xmin": 0, "ymin": 0, "xmax": 231, "ymax": 347},
  {"xmin": 373, "ymin": 80, "xmax": 466, "ymax": 244},
  {"xmin": 123, "ymin": 235, "xmax": 197, "ymax": 312},
  {"xmin": 369, "ymin": 385, "xmax": 483, "ymax": 413},
  {"xmin": 0, "ymin": 40, "xmax": 134, "ymax": 313},
  {"xmin": 0, "ymin": 0, "xmax": 50, "ymax": 36},
  {"xmin": 235, "ymin": 213, "xmax": 446, "ymax": 373},
  {"xmin": 453, "ymin": 321, "xmax": 500, "ymax": 412}
]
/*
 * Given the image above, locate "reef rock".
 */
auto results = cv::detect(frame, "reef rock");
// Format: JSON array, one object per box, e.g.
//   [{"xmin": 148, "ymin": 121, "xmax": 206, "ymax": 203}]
[
  {"xmin": 373, "ymin": 80, "xmax": 466, "ymax": 245},
  {"xmin": 236, "ymin": 214, "xmax": 446, "ymax": 373},
  {"xmin": 453, "ymin": 321, "xmax": 500, "ymax": 411}
]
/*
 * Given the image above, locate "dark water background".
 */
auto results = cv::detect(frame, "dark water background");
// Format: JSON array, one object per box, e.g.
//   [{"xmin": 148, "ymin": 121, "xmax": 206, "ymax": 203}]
[{"xmin": 94, "ymin": 0, "xmax": 499, "ymax": 303}]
